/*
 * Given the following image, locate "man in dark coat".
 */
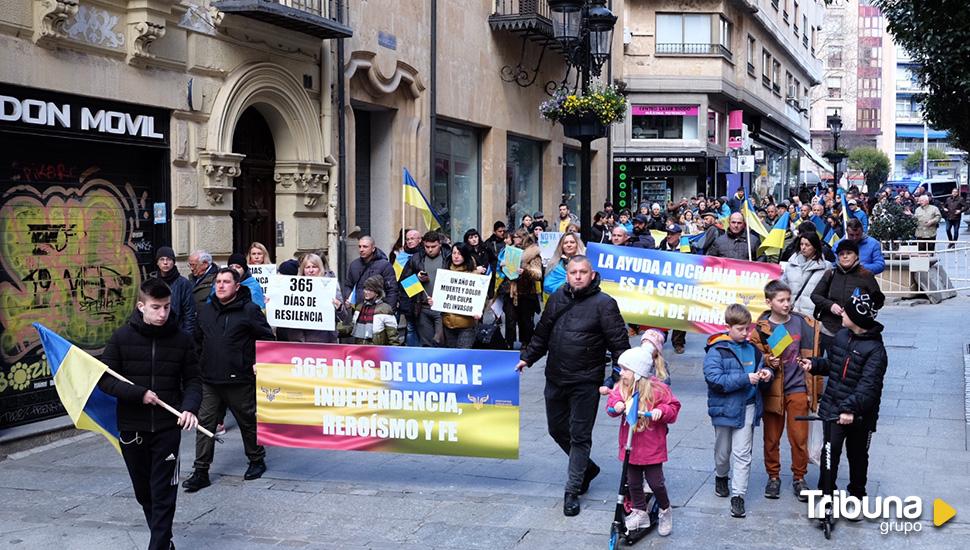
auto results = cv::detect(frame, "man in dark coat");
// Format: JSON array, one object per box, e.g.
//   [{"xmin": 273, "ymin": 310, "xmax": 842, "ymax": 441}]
[
  {"xmin": 188, "ymin": 249, "xmax": 219, "ymax": 308},
  {"xmin": 98, "ymin": 278, "xmax": 202, "ymax": 550},
  {"xmin": 402, "ymin": 231, "xmax": 452, "ymax": 347},
  {"xmin": 802, "ymin": 288, "xmax": 887, "ymax": 499},
  {"xmin": 152, "ymin": 246, "xmax": 196, "ymax": 334},
  {"xmin": 343, "ymin": 236, "xmax": 399, "ymax": 307},
  {"xmin": 182, "ymin": 267, "xmax": 275, "ymax": 492},
  {"xmin": 516, "ymin": 256, "xmax": 631, "ymax": 517},
  {"xmin": 707, "ymin": 213, "xmax": 761, "ymax": 261}
]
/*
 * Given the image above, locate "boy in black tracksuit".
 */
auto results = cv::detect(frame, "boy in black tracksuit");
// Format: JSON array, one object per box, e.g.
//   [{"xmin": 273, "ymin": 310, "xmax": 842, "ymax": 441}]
[
  {"xmin": 98, "ymin": 278, "xmax": 203, "ymax": 550},
  {"xmin": 800, "ymin": 287, "xmax": 888, "ymax": 499}
]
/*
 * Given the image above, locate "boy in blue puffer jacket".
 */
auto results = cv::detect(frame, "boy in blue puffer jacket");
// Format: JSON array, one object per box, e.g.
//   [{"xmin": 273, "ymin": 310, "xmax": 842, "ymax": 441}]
[{"xmin": 704, "ymin": 304, "xmax": 774, "ymax": 519}]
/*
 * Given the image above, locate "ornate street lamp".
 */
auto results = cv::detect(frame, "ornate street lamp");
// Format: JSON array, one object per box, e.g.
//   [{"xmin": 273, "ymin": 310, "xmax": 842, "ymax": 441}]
[
  {"xmin": 825, "ymin": 111, "xmax": 845, "ymax": 195},
  {"xmin": 546, "ymin": 0, "xmax": 618, "ymax": 241}
]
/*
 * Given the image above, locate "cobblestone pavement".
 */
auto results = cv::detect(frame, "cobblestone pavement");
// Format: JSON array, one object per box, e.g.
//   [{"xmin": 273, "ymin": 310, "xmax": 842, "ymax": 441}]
[{"xmin": 2, "ymin": 297, "xmax": 969, "ymax": 549}]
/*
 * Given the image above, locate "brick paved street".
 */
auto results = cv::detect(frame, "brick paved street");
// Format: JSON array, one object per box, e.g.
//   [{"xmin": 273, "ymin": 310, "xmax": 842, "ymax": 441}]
[{"xmin": 2, "ymin": 297, "xmax": 969, "ymax": 549}]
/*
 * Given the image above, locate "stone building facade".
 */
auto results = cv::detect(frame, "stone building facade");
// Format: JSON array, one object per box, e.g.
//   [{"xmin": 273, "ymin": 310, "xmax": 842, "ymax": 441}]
[
  {"xmin": 342, "ymin": 0, "xmax": 610, "ymax": 252},
  {"xmin": 0, "ymin": 0, "xmax": 347, "ymax": 428},
  {"xmin": 614, "ymin": 0, "xmax": 824, "ymax": 205}
]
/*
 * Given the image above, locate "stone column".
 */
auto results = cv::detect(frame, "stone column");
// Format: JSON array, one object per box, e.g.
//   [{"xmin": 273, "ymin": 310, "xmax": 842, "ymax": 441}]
[{"xmin": 274, "ymin": 160, "xmax": 332, "ymax": 263}]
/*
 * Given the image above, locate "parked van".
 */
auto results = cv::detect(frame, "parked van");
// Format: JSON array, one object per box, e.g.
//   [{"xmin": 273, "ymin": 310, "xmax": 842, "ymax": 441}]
[{"xmin": 918, "ymin": 177, "xmax": 959, "ymax": 200}]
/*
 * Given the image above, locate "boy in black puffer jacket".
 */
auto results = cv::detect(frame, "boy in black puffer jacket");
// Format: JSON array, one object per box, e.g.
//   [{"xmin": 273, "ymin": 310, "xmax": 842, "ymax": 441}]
[
  {"xmin": 800, "ymin": 287, "xmax": 888, "ymax": 500},
  {"xmin": 98, "ymin": 278, "xmax": 202, "ymax": 550}
]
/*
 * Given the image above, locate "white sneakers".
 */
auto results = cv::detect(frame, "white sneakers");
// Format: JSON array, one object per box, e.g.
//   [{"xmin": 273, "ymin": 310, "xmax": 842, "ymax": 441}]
[
  {"xmin": 657, "ymin": 507, "xmax": 672, "ymax": 536},
  {"xmin": 626, "ymin": 507, "xmax": 672, "ymax": 536},
  {"xmin": 625, "ymin": 509, "xmax": 650, "ymax": 532}
]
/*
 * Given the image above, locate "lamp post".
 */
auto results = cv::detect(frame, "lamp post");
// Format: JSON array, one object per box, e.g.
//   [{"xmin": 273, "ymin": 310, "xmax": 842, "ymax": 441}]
[
  {"xmin": 548, "ymin": 0, "xmax": 617, "ymax": 241},
  {"xmin": 826, "ymin": 111, "xmax": 845, "ymax": 196}
]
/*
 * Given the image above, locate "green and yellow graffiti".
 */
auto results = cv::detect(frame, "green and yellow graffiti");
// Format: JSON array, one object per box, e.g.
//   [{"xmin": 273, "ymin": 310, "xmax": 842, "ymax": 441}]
[{"xmin": 0, "ymin": 179, "xmax": 141, "ymax": 366}]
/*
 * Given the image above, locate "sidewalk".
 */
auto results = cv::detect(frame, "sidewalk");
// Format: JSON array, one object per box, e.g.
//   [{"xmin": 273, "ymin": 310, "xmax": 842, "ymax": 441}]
[{"xmin": 1, "ymin": 297, "xmax": 969, "ymax": 549}]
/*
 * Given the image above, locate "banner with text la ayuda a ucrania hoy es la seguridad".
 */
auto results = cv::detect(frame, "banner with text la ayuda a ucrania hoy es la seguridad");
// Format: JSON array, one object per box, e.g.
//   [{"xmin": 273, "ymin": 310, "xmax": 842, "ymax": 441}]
[
  {"xmin": 587, "ymin": 242, "xmax": 782, "ymax": 334},
  {"xmin": 255, "ymin": 342, "xmax": 520, "ymax": 459}
]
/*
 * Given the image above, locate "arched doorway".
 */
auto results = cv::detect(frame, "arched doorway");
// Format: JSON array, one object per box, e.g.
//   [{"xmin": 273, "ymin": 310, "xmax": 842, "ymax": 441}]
[{"xmin": 231, "ymin": 107, "xmax": 276, "ymax": 259}]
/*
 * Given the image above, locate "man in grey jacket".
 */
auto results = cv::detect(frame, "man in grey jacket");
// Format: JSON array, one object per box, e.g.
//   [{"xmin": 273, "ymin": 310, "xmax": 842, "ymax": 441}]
[{"xmin": 913, "ymin": 195, "xmax": 942, "ymax": 252}]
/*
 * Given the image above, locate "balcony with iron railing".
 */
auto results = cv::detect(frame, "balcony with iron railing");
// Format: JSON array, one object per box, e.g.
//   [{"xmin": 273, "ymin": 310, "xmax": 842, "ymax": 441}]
[
  {"xmin": 489, "ymin": 0, "xmax": 555, "ymax": 39},
  {"xmin": 895, "ymin": 110, "xmax": 923, "ymax": 124},
  {"xmin": 212, "ymin": 0, "xmax": 352, "ymax": 38},
  {"xmin": 894, "ymin": 141, "xmax": 962, "ymax": 154},
  {"xmin": 656, "ymin": 42, "xmax": 733, "ymax": 61}
]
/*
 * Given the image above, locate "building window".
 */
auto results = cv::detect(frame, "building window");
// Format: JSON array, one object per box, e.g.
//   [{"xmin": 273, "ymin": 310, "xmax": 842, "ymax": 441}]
[
  {"xmin": 707, "ymin": 109, "xmax": 723, "ymax": 145},
  {"xmin": 719, "ymin": 17, "xmax": 732, "ymax": 51},
  {"xmin": 793, "ymin": 2, "xmax": 800, "ymax": 34},
  {"xmin": 827, "ymin": 76, "xmax": 842, "ymax": 98},
  {"xmin": 762, "ymin": 49, "xmax": 772, "ymax": 87},
  {"xmin": 562, "ymin": 148, "xmax": 581, "ymax": 219},
  {"xmin": 783, "ymin": 0, "xmax": 790, "ymax": 24},
  {"xmin": 632, "ymin": 105, "xmax": 700, "ymax": 140},
  {"xmin": 507, "ymin": 136, "xmax": 542, "ymax": 229},
  {"xmin": 747, "ymin": 35, "xmax": 756, "ymax": 75},
  {"xmin": 772, "ymin": 60, "xmax": 781, "ymax": 94},
  {"xmin": 786, "ymin": 72, "xmax": 795, "ymax": 100},
  {"xmin": 803, "ymin": 15, "xmax": 809, "ymax": 47},
  {"xmin": 433, "ymin": 123, "xmax": 480, "ymax": 241},
  {"xmin": 860, "ymin": 45, "xmax": 882, "ymax": 68},
  {"xmin": 827, "ymin": 47, "xmax": 843, "ymax": 68},
  {"xmin": 857, "ymin": 108, "xmax": 880, "ymax": 130},
  {"xmin": 860, "ymin": 77, "xmax": 882, "ymax": 98},
  {"xmin": 655, "ymin": 13, "xmax": 732, "ymax": 57},
  {"xmin": 771, "ymin": 0, "xmax": 779, "ymax": 11}
]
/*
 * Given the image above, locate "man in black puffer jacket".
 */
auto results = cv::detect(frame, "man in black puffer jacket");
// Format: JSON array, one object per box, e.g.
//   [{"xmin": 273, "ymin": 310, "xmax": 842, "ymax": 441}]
[
  {"xmin": 800, "ymin": 288, "xmax": 887, "ymax": 499},
  {"xmin": 516, "ymin": 256, "xmax": 630, "ymax": 517},
  {"xmin": 98, "ymin": 278, "xmax": 202, "ymax": 550},
  {"xmin": 152, "ymin": 246, "xmax": 197, "ymax": 334},
  {"xmin": 183, "ymin": 267, "xmax": 275, "ymax": 493}
]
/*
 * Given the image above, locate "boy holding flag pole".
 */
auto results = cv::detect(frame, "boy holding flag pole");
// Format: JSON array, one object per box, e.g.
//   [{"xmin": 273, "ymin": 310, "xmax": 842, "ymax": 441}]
[{"xmin": 748, "ymin": 280, "xmax": 822, "ymax": 502}]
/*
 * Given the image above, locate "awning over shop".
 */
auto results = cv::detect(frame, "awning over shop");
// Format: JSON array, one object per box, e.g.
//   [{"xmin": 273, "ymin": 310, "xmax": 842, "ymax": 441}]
[
  {"xmin": 793, "ymin": 139, "xmax": 833, "ymax": 173},
  {"xmin": 895, "ymin": 126, "xmax": 948, "ymax": 139}
]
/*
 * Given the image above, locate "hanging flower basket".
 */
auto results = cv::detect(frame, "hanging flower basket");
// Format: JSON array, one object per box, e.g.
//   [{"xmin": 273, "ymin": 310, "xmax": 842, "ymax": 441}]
[
  {"xmin": 539, "ymin": 84, "xmax": 626, "ymax": 141},
  {"xmin": 561, "ymin": 113, "xmax": 609, "ymax": 140}
]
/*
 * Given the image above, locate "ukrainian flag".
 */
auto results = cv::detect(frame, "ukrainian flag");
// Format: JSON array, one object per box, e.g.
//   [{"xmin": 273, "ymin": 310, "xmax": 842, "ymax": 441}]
[
  {"xmin": 393, "ymin": 251, "xmax": 412, "ymax": 281},
  {"xmin": 32, "ymin": 323, "xmax": 120, "ymax": 453},
  {"xmin": 766, "ymin": 323, "xmax": 795, "ymax": 357},
  {"xmin": 403, "ymin": 168, "xmax": 442, "ymax": 230},
  {"xmin": 826, "ymin": 228, "xmax": 841, "ymax": 249},
  {"xmin": 678, "ymin": 235, "xmax": 692, "ymax": 253},
  {"xmin": 400, "ymin": 273, "xmax": 424, "ymax": 298},
  {"xmin": 742, "ymin": 200, "xmax": 770, "ymax": 238},
  {"xmin": 758, "ymin": 211, "xmax": 790, "ymax": 256},
  {"xmin": 840, "ymin": 193, "xmax": 851, "ymax": 227},
  {"xmin": 811, "ymin": 214, "xmax": 827, "ymax": 239}
]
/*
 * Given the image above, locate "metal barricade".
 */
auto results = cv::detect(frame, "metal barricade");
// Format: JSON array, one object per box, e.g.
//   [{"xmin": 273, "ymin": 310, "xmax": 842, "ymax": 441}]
[{"xmin": 878, "ymin": 240, "xmax": 970, "ymax": 301}]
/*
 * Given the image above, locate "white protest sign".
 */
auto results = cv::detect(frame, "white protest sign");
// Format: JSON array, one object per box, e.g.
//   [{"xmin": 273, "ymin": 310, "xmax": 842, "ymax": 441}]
[
  {"xmin": 429, "ymin": 269, "xmax": 490, "ymax": 316},
  {"xmin": 249, "ymin": 264, "xmax": 276, "ymax": 298},
  {"xmin": 538, "ymin": 231, "xmax": 563, "ymax": 263},
  {"xmin": 266, "ymin": 275, "xmax": 337, "ymax": 330}
]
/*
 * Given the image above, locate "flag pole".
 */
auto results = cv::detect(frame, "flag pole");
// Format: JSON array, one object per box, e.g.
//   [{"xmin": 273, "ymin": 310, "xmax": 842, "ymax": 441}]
[
  {"xmin": 102, "ymin": 366, "xmax": 220, "ymax": 441},
  {"xmin": 402, "ymin": 167, "xmax": 407, "ymax": 244}
]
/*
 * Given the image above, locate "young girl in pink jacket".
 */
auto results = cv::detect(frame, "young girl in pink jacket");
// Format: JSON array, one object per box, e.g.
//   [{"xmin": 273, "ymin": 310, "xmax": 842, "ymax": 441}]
[{"xmin": 606, "ymin": 344, "xmax": 682, "ymax": 536}]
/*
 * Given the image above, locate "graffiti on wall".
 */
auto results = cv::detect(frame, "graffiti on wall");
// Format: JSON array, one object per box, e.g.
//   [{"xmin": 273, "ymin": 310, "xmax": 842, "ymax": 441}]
[{"xmin": 0, "ymin": 166, "xmax": 146, "ymax": 423}]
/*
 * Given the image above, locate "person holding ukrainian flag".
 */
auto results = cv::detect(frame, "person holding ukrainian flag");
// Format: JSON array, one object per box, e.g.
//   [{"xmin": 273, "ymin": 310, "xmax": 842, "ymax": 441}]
[
  {"xmin": 748, "ymin": 280, "xmax": 821, "ymax": 504},
  {"xmin": 99, "ymin": 277, "xmax": 203, "ymax": 550}
]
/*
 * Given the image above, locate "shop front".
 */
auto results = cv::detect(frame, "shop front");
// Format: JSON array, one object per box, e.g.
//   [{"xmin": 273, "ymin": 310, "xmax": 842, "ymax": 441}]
[
  {"xmin": 0, "ymin": 84, "xmax": 170, "ymax": 429},
  {"xmin": 612, "ymin": 155, "xmax": 707, "ymax": 212}
]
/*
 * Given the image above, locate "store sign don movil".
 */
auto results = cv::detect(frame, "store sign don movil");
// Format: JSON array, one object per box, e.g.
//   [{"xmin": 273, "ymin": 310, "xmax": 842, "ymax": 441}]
[{"xmin": 0, "ymin": 93, "xmax": 165, "ymax": 140}]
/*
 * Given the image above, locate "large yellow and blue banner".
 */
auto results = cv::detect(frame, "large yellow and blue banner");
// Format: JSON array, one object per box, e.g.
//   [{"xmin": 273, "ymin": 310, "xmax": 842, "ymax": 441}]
[
  {"xmin": 588, "ymin": 243, "xmax": 782, "ymax": 333},
  {"xmin": 255, "ymin": 342, "xmax": 520, "ymax": 459}
]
